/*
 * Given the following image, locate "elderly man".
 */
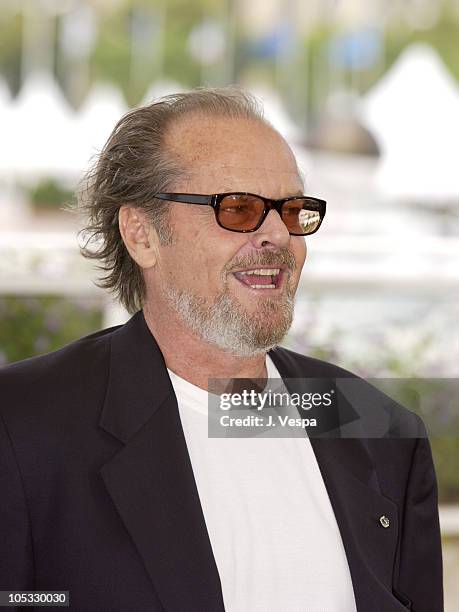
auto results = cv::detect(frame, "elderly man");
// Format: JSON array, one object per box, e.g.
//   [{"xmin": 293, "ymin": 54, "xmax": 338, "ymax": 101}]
[{"xmin": 0, "ymin": 88, "xmax": 442, "ymax": 611}]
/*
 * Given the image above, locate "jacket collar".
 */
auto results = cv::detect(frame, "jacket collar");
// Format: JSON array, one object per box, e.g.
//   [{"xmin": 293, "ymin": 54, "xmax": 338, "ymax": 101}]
[
  {"xmin": 100, "ymin": 310, "xmax": 225, "ymax": 610},
  {"xmin": 99, "ymin": 310, "xmax": 173, "ymax": 444},
  {"xmin": 100, "ymin": 311, "xmax": 365, "ymax": 448}
]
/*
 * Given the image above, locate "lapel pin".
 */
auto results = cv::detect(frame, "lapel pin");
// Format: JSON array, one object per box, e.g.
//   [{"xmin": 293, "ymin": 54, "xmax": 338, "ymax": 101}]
[{"xmin": 379, "ymin": 515, "xmax": 390, "ymax": 529}]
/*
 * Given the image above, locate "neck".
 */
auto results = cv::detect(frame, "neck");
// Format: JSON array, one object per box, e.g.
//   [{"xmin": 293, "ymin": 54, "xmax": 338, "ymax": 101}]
[{"xmin": 143, "ymin": 302, "xmax": 268, "ymax": 391}]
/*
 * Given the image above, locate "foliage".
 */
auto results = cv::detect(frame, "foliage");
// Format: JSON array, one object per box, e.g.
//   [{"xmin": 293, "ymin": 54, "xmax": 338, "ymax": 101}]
[
  {"xmin": 27, "ymin": 178, "xmax": 75, "ymax": 210},
  {"xmin": 0, "ymin": 295, "xmax": 102, "ymax": 365},
  {"xmin": 0, "ymin": 11, "xmax": 22, "ymax": 94},
  {"xmin": 384, "ymin": 8, "xmax": 459, "ymax": 83},
  {"xmin": 90, "ymin": 10, "xmax": 133, "ymax": 102},
  {"xmin": 89, "ymin": 0, "xmax": 208, "ymax": 105},
  {"xmin": 431, "ymin": 437, "xmax": 459, "ymax": 503}
]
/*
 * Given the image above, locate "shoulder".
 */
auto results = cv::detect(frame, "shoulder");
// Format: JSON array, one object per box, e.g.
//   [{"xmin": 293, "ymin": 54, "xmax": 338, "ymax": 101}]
[
  {"xmin": 0, "ymin": 324, "xmax": 120, "ymax": 382},
  {"xmin": 270, "ymin": 345, "xmax": 425, "ymax": 438},
  {"xmin": 0, "ymin": 324, "xmax": 121, "ymax": 425}
]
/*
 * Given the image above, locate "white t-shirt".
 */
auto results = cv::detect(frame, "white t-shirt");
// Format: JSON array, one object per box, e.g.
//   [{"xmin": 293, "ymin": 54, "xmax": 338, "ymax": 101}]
[{"xmin": 167, "ymin": 355, "xmax": 357, "ymax": 612}]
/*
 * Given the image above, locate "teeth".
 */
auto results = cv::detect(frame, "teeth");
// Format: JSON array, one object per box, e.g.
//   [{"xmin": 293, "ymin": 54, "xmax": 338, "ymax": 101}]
[
  {"xmin": 238, "ymin": 268, "xmax": 280, "ymax": 276},
  {"xmin": 250, "ymin": 284, "xmax": 275, "ymax": 289}
]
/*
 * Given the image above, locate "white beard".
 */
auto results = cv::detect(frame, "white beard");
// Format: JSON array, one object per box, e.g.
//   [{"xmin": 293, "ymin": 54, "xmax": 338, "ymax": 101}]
[{"xmin": 164, "ymin": 281, "xmax": 295, "ymax": 357}]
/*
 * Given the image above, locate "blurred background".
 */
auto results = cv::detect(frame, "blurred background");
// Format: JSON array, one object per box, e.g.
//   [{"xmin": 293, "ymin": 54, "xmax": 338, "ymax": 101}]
[{"xmin": 1, "ymin": 0, "xmax": 458, "ymax": 606}]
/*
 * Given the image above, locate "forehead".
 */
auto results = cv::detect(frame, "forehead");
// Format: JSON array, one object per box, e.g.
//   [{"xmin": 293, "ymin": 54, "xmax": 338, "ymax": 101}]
[{"xmin": 164, "ymin": 113, "xmax": 303, "ymax": 193}]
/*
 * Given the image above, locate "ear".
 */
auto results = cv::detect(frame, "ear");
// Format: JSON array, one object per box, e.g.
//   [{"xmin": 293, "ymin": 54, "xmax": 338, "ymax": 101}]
[{"xmin": 118, "ymin": 204, "xmax": 159, "ymax": 269}]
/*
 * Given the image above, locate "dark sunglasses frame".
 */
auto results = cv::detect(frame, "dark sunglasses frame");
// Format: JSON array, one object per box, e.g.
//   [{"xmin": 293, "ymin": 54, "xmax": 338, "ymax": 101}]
[{"xmin": 153, "ymin": 192, "xmax": 326, "ymax": 235}]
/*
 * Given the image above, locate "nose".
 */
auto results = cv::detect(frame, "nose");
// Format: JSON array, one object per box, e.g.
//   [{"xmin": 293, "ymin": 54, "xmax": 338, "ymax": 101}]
[{"xmin": 249, "ymin": 209, "xmax": 291, "ymax": 249}]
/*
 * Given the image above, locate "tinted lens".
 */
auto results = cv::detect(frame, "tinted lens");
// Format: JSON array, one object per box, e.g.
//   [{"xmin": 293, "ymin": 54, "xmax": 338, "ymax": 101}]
[
  {"xmin": 282, "ymin": 199, "xmax": 321, "ymax": 235},
  {"xmin": 218, "ymin": 194, "xmax": 265, "ymax": 230}
]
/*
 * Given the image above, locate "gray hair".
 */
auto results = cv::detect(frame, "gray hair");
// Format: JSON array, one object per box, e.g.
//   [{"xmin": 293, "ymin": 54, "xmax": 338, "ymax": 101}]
[{"xmin": 72, "ymin": 86, "xmax": 268, "ymax": 314}]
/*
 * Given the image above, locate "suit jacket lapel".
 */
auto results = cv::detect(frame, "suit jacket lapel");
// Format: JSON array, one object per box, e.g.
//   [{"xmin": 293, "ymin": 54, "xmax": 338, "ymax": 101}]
[
  {"xmin": 305, "ymin": 438, "xmax": 400, "ymax": 609},
  {"xmin": 99, "ymin": 311, "xmax": 225, "ymax": 611},
  {"xmin": 269, "ymin": 347, "xmax": 401, "ymax": 610}
]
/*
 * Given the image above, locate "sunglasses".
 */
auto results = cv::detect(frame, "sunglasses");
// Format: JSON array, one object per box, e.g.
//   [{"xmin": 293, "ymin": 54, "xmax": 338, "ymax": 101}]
[{"xmin": 154, "ymin": 192, "xmax": 326, "ymax": 236}]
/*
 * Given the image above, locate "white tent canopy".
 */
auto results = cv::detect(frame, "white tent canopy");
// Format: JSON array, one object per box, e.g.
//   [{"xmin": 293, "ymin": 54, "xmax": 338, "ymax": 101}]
[
  {"xmin": 360, "ymin": 44, "xmax": 459, "ymax": 202},
  {"xmin": 74, "ymin": 83, "xmax": 128, "ymax": 167},
  {"xmin": 0, "ymin": 76, "xmax": 129, "ymax": 181},
  {"xmin": 0, "ymin": 72, "xmax": 79, "ymax": 179}
]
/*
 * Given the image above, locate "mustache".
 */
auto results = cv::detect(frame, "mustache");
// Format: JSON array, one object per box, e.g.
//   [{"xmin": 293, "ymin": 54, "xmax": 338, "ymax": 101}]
[{"xmin": 226, "ymin": 249, "xmax": 297, "ymax": 273}]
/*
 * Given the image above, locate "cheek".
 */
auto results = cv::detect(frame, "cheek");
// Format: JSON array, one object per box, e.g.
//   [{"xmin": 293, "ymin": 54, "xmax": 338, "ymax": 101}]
[
  {"xmin": 293, "ymin": 237, "xmax": 307, "ymax": 269},
  {"xmin": 167, "ymin": 213, "xmax": 209, "ymax": 281},
  {"xmin": 167, "ymin": 230, "xmax": 231, "ymax": 290},
  {"xmin": 201, "ymin": 239, "xmax": 238, "ymax": 287}
]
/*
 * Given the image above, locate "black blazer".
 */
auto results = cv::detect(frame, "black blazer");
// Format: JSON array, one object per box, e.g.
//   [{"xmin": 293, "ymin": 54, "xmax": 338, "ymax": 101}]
[{"xmin": 0, "ymin": 310, "xmax": 443, "ymax": 611}]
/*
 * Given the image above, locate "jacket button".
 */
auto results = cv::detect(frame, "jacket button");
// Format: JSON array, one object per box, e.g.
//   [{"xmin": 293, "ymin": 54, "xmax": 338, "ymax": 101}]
[{"xmin": 379, "ymin": 515, "xmax": 390, "ymax": 528}]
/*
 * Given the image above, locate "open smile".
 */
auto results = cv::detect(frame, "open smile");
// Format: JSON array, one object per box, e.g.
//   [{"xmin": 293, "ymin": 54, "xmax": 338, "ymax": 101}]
[{"xmin": 231, "ymin": 267, "xmax": 287, "ymax": 293}]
